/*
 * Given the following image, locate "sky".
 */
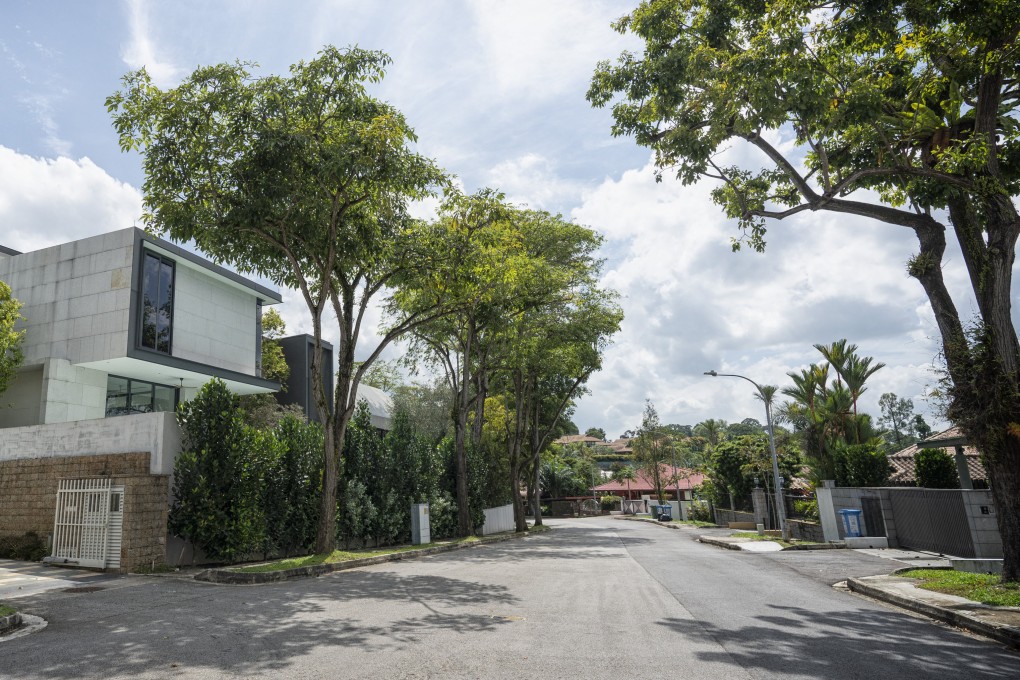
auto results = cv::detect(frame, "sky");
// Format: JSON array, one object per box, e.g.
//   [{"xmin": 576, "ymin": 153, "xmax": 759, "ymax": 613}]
[{"xmin": 0, "ymin": 0, "xmax": 990, "ymax": 438}]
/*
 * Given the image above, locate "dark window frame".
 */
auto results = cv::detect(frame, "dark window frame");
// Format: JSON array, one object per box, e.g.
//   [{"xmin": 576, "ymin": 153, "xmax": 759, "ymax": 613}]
[
  {"xmin": 139, "ymin": 251, "xmax": 176, "ymax": 355},
  {"xmin": 105, "ymin": 374, "xmax": 180, "ymax": 417}
]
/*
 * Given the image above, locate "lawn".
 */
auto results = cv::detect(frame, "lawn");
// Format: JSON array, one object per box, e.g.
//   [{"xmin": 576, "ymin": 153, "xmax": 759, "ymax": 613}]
[
  {"xmin": 0, "ymin": 604, "xmax": 15, "ymax": 617},
  {"xmin": 729, "ymin": 532, "xmax": 799, "ymax": 549},
  {"xmin": 898, "ymin": 569, "xmax": 1020, "ymax": 607}
]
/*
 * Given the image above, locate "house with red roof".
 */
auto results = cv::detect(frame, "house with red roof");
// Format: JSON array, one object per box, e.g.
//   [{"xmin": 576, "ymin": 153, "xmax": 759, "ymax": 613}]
[{"xmin": 595, "ymin": 465, "xmax": 705, "ymax": 501}]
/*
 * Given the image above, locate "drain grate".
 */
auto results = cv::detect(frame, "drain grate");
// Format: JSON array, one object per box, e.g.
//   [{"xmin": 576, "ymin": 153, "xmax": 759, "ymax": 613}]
[{"xmin": 62, "ymin": 586, "xmax": 105, "ymax": 594}]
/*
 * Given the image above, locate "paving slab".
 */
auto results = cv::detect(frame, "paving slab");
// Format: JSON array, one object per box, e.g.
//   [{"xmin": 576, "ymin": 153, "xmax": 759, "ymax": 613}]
[{"xmin": 0, "ymin": 559, "xmax": 123, "ymax": 600}]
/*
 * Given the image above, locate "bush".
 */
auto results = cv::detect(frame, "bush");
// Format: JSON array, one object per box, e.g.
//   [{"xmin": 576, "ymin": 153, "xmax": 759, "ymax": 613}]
[
  {"xmin": 915, "ymin": 448, "xmax": 960, "ymax": 489},
  {"xmin": 832, "ymin": 443, "xmax": 892, "ymax": 487},
  {"xmin": 792, "ymin": 499, "xmax": 819, "ymax": 520},
  {"xmin": 688, "ymin": 501, "xmax": 713, "ymax": 523},
  {"xmin": 599, "ymin": 495, "xmax": 622, "ymax": 512},
  {"xmin": 0, "ymin": 532, "xmax": 47, "ymax": 561}
]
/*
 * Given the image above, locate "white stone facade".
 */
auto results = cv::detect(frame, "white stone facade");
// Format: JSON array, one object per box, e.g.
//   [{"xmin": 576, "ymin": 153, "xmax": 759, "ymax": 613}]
[{"xmin": 0, "ymin": 228, "xmax": 281, "ymax": 430}]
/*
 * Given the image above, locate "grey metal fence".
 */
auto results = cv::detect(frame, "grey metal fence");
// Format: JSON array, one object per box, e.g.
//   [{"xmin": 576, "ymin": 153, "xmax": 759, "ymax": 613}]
[{"xmin": 887, "ymin": 488, "xmax": 975, "ymax": 557}]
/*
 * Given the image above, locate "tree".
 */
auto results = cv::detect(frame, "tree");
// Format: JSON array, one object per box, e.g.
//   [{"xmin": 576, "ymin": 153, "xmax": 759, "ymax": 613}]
[
  {"xmin": 913, "ymin": 414, "xmax": 934, "ymax": 441},
  {"xmin": 878, "ymin": 393, "xmax": 917, "ymax": 451},
  {"xmin": 354, "ymin": 359, "xmax": 404, "ymax": 394},
  {"xmin": 693, "ymin": 419, "xmax": 727, "ymax": 447},
  {"xmin": 633, "ymin": 401, "xmax": 671, "ymax": 502},
  {"xmin": 590, "ymin": 1, "xmax": 1020, "ymax": 580},
  {"xmin": 240, "ymin": 307, "xmax": 304, "ymax": 429},
  {"xmin": 832, "ymin": 442, "xmax": 893, "ymax": 487},
  {"xmin": 612, "ymin": 465, "xmax": 638, "ymax": 498},
  {"xmin": 916, "ymin": 448, "xmax": 961, "ymax": 489},
  {"xmin": 0, "ymin": 280, "xmax": 24, "ymax": 401},
  {"xmin": 585, "ymin": 427, "xmax": 607, "ymax": 441},
  {"xmin": 108, "ymin": 46, "xmax": 451, "ymax": 553}
]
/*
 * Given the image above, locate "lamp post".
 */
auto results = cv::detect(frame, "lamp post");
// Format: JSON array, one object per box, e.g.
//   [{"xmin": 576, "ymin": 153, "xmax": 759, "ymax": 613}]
[{"xmin": 704, "ymin": 370, "xmax": 788, "ymax": 539}]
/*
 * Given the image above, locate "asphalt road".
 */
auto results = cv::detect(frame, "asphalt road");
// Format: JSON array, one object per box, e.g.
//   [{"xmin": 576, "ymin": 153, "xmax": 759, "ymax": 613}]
[{"xmin": 1, "ymin": 518, "xmax": 1017, "ymax": 679}]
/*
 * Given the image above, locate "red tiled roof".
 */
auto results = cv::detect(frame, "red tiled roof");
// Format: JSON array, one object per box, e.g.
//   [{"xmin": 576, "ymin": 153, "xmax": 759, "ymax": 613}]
[
  {"xmin": 595, "ymin": 465, "xmax": 705, "ymax": 493},
  {"xmin": 887, "ymin": 427, "xmax": 986, "ymax": 484}
]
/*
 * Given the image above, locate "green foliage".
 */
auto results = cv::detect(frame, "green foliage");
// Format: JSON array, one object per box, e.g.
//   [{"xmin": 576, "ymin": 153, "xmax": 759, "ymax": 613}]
[
  {"xmin": 585, "ymin": 427, "xmax": 606, "ymax": 440},
  {"xmin": 792, "ymin": 499, "xmax": 820, "ymax": 521},
  {"xmin": 600, "ymin": 494, "xmax": 622, "ymax": 511},
  {"xmin": 0, "ymin": 280, "xmax": 25, "ymax": 401},
  {"xmin": 688, "ymin": 500, "xmax": 714, "ymax": 523},
  {"xmin": 915, "ymin": 448, "xmax": 961, "ymax": 489},
  {"xmin": 705, "ymin": 434, "xmax": 800, "ymax": 511},
  {"xmin": 262, "ymin": 416, "xmax": 323, "ymax": 556},
  {"xmin": 0, "ymin": 531, "xmax": 46, "ymax": 561},
  {"xmin": 878, "ymin": 392, "xmax": 918, "ymax": 451},
  {"xmin": 170, "ymin": 379, "xmax": 265, "ymax": 562},
  {"xmin": 832, "ymin": 443, "xmax": 893, "ymax": 487}
]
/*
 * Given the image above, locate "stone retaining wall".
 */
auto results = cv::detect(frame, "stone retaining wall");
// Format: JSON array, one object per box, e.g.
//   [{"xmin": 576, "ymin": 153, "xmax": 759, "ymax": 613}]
[
  {"xmin": 0, "ymin": 452, "xmax": 169, "ymax": 571},
  {"xmin": 786, "ymin": 518, "xmax": 825, "ymax": 542}
]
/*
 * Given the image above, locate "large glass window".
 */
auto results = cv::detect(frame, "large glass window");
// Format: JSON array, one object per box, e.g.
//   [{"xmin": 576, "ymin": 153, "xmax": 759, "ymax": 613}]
[
  {"xmin": 141, "ymin": 252, "xmax": 174, "ymax": 354},
  {"xmin": 105, "ymin": 376, "xmax": 179, "ymax": 416}
]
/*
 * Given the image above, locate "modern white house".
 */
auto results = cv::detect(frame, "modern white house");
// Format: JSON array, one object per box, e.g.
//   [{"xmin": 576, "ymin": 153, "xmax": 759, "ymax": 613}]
[{"xmin": 0, "ymin": 228, "xmax": 281, "ymax": 570}]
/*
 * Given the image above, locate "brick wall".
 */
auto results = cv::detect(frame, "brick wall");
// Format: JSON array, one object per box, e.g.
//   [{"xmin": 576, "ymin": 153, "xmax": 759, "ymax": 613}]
[{"xmin": 0, "ymin": 452, "xmax": 169, "ymax": 571}]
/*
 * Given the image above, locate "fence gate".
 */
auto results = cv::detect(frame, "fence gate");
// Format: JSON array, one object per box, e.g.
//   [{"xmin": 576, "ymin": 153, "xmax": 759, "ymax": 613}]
[
  {"xmin": 50, "ymin": 478, "xmax": 118, "ymax": 569},
  {"xmin": 887, "ymin": 488, "xmax": 975, "ymax": 557}
]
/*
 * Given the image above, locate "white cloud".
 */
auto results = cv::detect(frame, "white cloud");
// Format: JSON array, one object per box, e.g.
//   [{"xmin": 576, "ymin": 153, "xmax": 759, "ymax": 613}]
[
  {"xmin": 121, "ymin": 0, "xmax": 182, "ymax": 87},
  {"xmin": 0, "ymin": 147, "xmax": 142, "ymax": 252},
  {"xmin": 486, "ymin": 153, "xmax": 585, "ymax": 212},
  {"xmin": 569, "ymin": 156, "xmax": 946, "ymax": 437}
]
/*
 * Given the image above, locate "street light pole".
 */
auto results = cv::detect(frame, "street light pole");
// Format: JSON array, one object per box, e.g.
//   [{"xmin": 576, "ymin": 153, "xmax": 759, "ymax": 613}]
[{"xmin": 704, "ymin": 370, "xmax": 788, "ymax": 539}]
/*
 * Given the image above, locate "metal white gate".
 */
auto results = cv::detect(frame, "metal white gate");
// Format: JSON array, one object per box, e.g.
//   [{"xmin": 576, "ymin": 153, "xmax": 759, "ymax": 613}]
[{"xmin": 50, "ymin": 478, "xmax": 113, "ymax": 568}]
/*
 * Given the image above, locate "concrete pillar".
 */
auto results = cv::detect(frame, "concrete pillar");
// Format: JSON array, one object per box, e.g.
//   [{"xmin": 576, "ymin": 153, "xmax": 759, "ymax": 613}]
[
  {"xmin": 752, "ymin": 488, "xmax": 769, "ymax": 528},
  {"xmin": 954, "ymin": 445, "xmax": 973, "ymax": 490},
  {"xmin": 816, "ymin": 484, "xmax": 840, "ymax": 542}
]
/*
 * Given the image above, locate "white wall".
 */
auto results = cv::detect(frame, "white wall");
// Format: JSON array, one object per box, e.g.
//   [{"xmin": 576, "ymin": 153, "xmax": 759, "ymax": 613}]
[
  {"xmin": 0, "ymin": 410, "xmax": 181, "ymax": 475},
  {"xmin": 481, "ymin": 504, "xmax": 516, "ymax": 535},
  {"xmin": 0, "ymin": 229, "xmax": 133, "ymax": 367},
  {"xmin": 171, "ymin": 263, "xmax": 258, "ymax": 376},
  {"xmin": 39, "ymin": 358, "xmax": 107, "ymax": 423}
]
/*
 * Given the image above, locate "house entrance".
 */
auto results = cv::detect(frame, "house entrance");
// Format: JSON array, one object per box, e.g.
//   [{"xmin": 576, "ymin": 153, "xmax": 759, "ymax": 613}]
[{"xmin": 48, "ymin": 478, "xmax": 125, "ymax": 569}]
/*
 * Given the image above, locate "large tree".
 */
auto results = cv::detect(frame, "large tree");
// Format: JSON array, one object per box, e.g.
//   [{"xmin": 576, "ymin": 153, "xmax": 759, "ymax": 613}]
[
  {"xmin": 590, "ymin": 2, "xmax": 1020, "ymax": 581},
  {"xmin": 108, "ymin": 46, "xmax": 450, "ymax": 553}
]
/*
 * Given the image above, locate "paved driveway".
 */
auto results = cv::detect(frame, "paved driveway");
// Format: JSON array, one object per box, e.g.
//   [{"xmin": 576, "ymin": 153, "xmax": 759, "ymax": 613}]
[{"xmin": 0, "ymin": 560, "xmax": 128, "ymax": 600}]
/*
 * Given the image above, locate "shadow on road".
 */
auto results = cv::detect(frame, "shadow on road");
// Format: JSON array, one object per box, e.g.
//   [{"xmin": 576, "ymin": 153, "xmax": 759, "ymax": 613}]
[
  {"xmin": 9, "ymin": 570, "xmax": 520, "ymax": 678},
  {"xmin": 657, "ymin": 602, "xmax": 1019, "ymax": 679},
  {"xmin": 453, "ymin": 522, "xmax": 653, "ymax": 564}
]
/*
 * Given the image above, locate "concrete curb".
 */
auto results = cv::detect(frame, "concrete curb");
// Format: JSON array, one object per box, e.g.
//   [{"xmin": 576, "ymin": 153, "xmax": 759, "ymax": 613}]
[
  {"xmin": 615, "ymin": 516, "xmax": 721, "ymax": 532},
  {"xmin": 846, "ymin": 575, "xmax": 1020, "ymax": 650},
  {"xmin": 0, "ymin": 611, "xmax": 23, "ymax": 636},
  {"xmin": 698, "ymin": 536, "xmax": 746, "ymax": 550},
  {"xmin": 195, "ymin": 529, "xmax": 541, "ymax": 585}
]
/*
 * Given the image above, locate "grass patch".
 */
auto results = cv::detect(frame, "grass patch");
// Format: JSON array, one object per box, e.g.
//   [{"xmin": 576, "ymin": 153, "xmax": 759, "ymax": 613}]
[
  {"xmin": 131, "ymin": 562, "xmax": 178, "ymax": 574},
  {"xmin": 0, "ymin": 604, "xmax": 15, "ymax": 617},
  {"xmin": 898, "ymin": 569, "xmax": 1020, "ymax": 607},
  {"xmin": 671, "ymin": 519, "xmax": 718, "ymax": 528},
  {"xmin": 233, "ymin": 536, "xmax": 483, "ymax": 574},
  {"xmin": 527, "ymin": 523, "xmax": 552, "ymax": 533}
]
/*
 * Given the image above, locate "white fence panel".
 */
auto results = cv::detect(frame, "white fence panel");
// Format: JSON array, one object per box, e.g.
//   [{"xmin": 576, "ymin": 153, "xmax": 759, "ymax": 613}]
[{"xmin": 481, "ymin": 504, "xmax": 515, "ymax": 535}]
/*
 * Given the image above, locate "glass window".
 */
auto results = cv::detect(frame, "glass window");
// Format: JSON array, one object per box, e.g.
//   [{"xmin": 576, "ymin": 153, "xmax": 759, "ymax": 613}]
[
  {"xmin": 105, "ymin": 376, "xmax": 129, "ymax": 416},
  {"xmin": 141, "ymin": 252, "xmax": 174, "ymax": 354},
  {"xmin": 105, "ymin": 376, "xmax": 179, "ymax": 417}
]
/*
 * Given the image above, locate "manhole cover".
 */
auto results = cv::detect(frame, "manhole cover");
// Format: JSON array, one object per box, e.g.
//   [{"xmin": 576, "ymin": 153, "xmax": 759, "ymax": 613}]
[{"xmin": 62, "ymin": 586, "xmax": 105, "ymax": 594}]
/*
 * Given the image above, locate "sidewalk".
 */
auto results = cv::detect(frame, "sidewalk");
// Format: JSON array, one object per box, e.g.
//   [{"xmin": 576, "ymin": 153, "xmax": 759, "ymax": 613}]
[
  {"xmin": 847, "ymin": 573, "xmax": 1020, "ymax": 650},
  {"xmin": 692, "ymin": 533, "xmax": 1020, "ymax": 650}
]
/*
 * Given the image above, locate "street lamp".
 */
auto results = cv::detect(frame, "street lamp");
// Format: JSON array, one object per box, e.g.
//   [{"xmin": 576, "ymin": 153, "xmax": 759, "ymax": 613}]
[{"xmin": 704, "ymin": 370, "xmax": 788, "ymax": 539}]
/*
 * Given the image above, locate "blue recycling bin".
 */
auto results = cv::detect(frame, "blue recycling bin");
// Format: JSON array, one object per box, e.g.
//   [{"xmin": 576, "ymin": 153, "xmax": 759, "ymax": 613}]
[{"xmin": 839, "ymin": 508, "xmax": 863, "ymax": 538}]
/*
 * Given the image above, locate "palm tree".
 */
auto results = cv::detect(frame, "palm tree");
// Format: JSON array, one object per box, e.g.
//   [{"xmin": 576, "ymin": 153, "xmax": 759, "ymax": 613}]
[
  {"xmin": 814, "ymin": 339, "xmax": 855, "ymax": 389},
  {"xmin": 694, "ymin": 419, "xmax": 728, "ymax": 447},
  {"xmin": 613, "ymin": 465, "xmax": 638, "ymax": 499}
]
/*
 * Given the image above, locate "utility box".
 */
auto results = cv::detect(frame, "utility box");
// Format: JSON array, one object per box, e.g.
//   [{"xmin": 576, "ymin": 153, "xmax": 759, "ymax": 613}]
[{"xmin": 411, "ymin": 503, "xmax": 431, "ymax": 545}]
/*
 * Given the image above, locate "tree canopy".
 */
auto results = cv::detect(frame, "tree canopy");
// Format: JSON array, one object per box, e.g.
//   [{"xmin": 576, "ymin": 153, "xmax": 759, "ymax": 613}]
[
  {"xmin": 590, "ymin": 1, "xmax": 1020, "ymax": 580},
  {"xmin": 0, "ymin": 280, "xmax": 24, "ymax": 401}
]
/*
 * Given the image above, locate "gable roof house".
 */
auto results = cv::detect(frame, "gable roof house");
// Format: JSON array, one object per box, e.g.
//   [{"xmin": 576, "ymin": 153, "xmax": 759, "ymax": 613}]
[
  {"xmin": 887, "ymin": 426, "xmax": 988, "ymax": 489},
  {"xmin": 0, "ymin": 228, "xmax": 281, "ymax": 570}
]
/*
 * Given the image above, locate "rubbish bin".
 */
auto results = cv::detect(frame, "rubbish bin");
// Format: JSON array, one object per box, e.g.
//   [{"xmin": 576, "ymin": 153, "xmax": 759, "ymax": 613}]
[
  {"xmin": 653, "ymin": 504, "xmax": 672, "ymax": 521},
  {"xmin": 839, "ymin": 508, "xmax": 863, "ymax": 538}
]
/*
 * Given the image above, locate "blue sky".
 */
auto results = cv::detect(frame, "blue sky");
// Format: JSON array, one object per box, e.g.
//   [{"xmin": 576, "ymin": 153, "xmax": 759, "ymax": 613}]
[{"xmin": 1, "ymin": 0, "xmax": 966, "ymax": 437}]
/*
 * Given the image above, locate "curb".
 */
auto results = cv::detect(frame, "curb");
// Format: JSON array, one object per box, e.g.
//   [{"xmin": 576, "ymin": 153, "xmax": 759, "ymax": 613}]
[
  {"xmin": 698, "ymin": 536, "xmax": 744, "ymax": 550},
  {"xmin": 846, "ymin": 576, "xmax": 1020, "ymax": 650},
  {"xmin": 0, "ymin": 612, "xmax": 22, "ymax": 636},
  {"xmin": 615, "ymin": 516, "xmax": 721, "ymax": 532},
  {"xmin": 195, "ymin": 530, "xmax": 538, "ymax": 585}
]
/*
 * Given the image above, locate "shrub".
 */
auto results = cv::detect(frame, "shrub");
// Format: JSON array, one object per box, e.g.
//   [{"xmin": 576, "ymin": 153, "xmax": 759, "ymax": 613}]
[
  {"xmin": 792, "ymin": 499, "xmax": 819, "ymax": 520},
  {"xmin": 915, "ymin": 448, "xmax": 960, "ymax": 489},
  {"xmin": 832, "ymin": 443, "xmax": 892, "ymax": 487},
  {"xmin": 599, "ymin": 495, "xmax": 622, "ymax": 512},
  {"xmin": 688, "ymin": 501, "xmax": 713, "ymax": 523},
  {"xmin": 0, "ymin": 532, "xmax": 47, "ymax": 561}
]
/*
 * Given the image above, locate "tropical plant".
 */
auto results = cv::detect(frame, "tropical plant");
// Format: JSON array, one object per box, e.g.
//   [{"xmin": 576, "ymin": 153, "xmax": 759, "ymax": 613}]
[{"xmin": 0, "ymin": 280, "xmax": 24, "ymax": 401}]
